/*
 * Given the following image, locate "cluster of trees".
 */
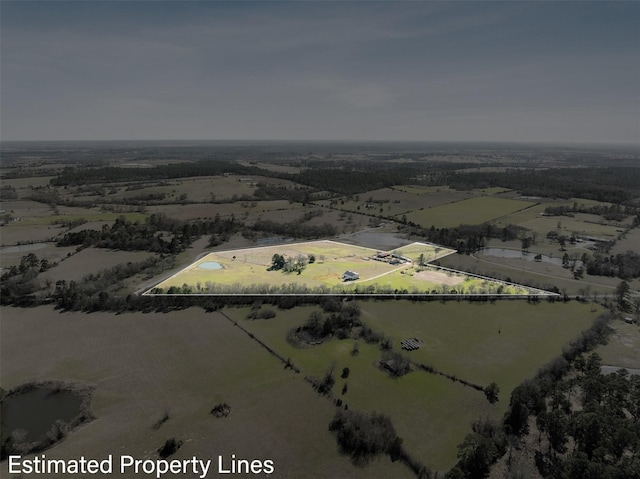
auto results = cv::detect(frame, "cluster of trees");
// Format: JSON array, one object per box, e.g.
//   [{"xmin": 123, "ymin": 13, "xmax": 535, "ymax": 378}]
[
  {"xmin": 158, "ymin": 438, "xmax": 182, "ymax": 459},
  {"xmin": 52, "ymin": 257, "xmax": 160, "ymax": 311},
  {"xmin": 295, "ymin": 302, "xmax": 365, "ymax": 342},
  {"xmin": 268, "ymin": 253, "xmax": 310, "ymax": 274},
  {"xmin": 0, "ymin": 253, "xmax": 50, "ymax": 306},
  {"xmin": 537, "ymin": 354, "xmax": 639, "ymax": 479},
  {"xmin": 447, "ymin": 313, "xmax": 617, "ymax": 478},
  {"xmin": 58, "ymin": 213, "xmax": 244, "ymax": 254},
  {"xmin": 328, "ymin": 410, "xmax": 404, "ymax": 464},
  {"xmin": 58, "ymin": 217, "xmax": 190, "ymax": 253},
  {"xmin": 248, "ymin": 218, "xmax": 336, "ymax": 240},
  {"xmin": 253, "ymin": 184, "xmax": 311, "ymax": 203},
  {"xmin": 445, "ymin": 167, "xmax": 640, "ymax": 203},
  {"xmin": 398, "ymin": 223, "xmax": 525, "ymax": 255},
  {"xmin": 448, "ymin": 418, "xmax": 507, "ymax": 479},
  {"xmin": 585, "ymin": 251, "xmax": 640, "ymax": 280},
  {"xmin": 379, "ymin": 350, "xmax": 412, "ymax": 378},
  {"xmin": 328, "ymin": 408, "xmax": 432, "ymax": 477},
  {"xmin": 50, "ymin": 160, "xmax": 257, "ymax": 186},
  {"xmin": 0, "ymin": 185, "xmax": 18, "ymax": 200},
  {"xmin": 544, "ymin": 202, "xmax": 638, "ymax": 222}
]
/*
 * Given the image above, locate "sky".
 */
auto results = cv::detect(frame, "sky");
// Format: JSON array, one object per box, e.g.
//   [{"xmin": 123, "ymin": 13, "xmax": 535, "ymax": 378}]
[{"xmin": 1, "ymin": 0, "xmax": 639, "ymax": 144}]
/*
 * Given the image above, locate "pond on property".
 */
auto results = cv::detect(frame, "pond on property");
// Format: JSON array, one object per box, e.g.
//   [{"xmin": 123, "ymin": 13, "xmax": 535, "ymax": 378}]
[
  {"xmin": 198, "ymin": 261, "xmax": 223, "ymax": 270},
  {"xmin": 1, "ymin": 387, "xmax": 83, "ymax": 442},
  {"xmin": 481, "ymin": 248, "xmax": 583, "ymax": 268}
]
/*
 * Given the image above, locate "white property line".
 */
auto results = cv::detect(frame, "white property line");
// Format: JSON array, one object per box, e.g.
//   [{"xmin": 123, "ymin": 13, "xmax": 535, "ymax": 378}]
[
  {"xmin": 141, "ymin": 239, "xmax": 555, "ymax": 297},
  {"xmin": 424, "ymin": 263, "xmax": 559, "ymax": 296}
]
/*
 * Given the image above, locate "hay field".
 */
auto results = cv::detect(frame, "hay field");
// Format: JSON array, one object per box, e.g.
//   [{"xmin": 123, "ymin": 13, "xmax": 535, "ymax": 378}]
[
  {"xmin": 0, "ymin": 306, "xmax": 412, "ymax": 479},
  {"xmin": 402, "ymin": 196, "xmax": 536, "ymax": 229}
]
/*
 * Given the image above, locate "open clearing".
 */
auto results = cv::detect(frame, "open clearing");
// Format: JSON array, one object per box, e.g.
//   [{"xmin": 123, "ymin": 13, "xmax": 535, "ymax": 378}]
[
  {"xmin": 222, "ymin": 300, "xmax": 599, "ymax": 472},
  {"xmin": 402, "ymin": 196, "xmax": 536, "ymax": 229},
  {"xmin": 146, "ymin": 240, "xmax": 547, "ymax": 295},
  {"xmin": 0, "ymin": 306, "xmax": 412, "ymax": 479}
]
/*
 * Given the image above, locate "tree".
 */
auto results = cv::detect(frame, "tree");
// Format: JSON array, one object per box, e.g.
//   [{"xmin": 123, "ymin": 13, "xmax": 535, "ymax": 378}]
[
  {"xmin": 269, "ymin": 253, "xmax": 285, "ymax": 271},
  {"xmin": 615, "ymin": 280, "xmax": 630, "ymax": 311},
  {"xmin": 484, "ymin": 382, "xmax": 500, "ymax": 404},
  {"xmin": 158, "ymin": 437, "xmax": 182, "ymax": 458}
]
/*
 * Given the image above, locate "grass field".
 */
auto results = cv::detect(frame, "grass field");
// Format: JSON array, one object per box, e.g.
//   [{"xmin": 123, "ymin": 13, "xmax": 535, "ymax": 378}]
[
  {"xmin": 146, "ymin": 240, "xmax": 546, "ymax": 295},
  {"xmin": 596, "ymin": 318, "xmax": 640, "ymax": 369},
  {"xmin": 222, "ymin": 299, "xmax": 599, "ymax": 472},
  {"xmin": 316, "ymin": 187, "xmax": 471, "ymax": 217},
  {"xmin": 0, "ymin": 306, "xmax": 413, "ymax": 479},
  {"xmin": 402, "ymin": 196, "xmax": 536, "ymax": 229}
]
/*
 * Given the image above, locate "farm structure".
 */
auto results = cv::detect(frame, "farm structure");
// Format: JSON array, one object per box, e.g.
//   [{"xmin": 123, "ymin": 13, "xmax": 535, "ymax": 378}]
[
  {"xmin": 401, "ymin": 338, "xmax": 424, "ymax": 351},
  {"xmin": 342, "ymin": 271, "xmax": 360, "ymax": 281}
]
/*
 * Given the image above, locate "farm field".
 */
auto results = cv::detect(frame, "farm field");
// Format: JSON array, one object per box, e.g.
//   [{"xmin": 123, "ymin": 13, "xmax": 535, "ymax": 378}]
[
  {"xmin": 516, "ymin": 214, "xmax": 624, "ymax": 242},
  {"xmin": 1, "ymin": 141, "xmax": 639, "ymax": 479},
  {"xmin": 222, "ymin": 300, "xmax": 600, "ymax": 472},
  {"xmin": 0, "ymin": 306, "xmax": 413, "ymax": 479},
  {"xmin": 401, "ymin": 196, "xmax": 536, "ymax": 229},
  {"xmin": 315, "ymin": 186, "xmax": 471, "ymax": 217},
  {"xmin": 596, "ymin": 318, "xmax": 640, "ymax": 369},
  {"xmin": 147, "ymin": 240, "xmax": 545, "ymax": 295},
  {"xmin": 38, "ymin": 248, "xmax": 156, "ymax": 285}
]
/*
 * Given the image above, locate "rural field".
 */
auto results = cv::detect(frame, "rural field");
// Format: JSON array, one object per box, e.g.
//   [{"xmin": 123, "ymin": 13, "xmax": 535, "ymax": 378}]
[
  {"xmin": 221, "ymin": 300, "xmax": 600, "ymax": 472},
  {"xmin": 147, "ymin": 240, "xmax": 544, "ymax": 295},
  {"xmin": 402, "ymin": 196, "xmax": 536, "ymax": 229},
  {"xmin": 0, "ymin": 306, "xmax": 413, "ymax": 479},
  {"xmin": 1, "ymin": 140, "xmax": 638, "ymax": 479}
]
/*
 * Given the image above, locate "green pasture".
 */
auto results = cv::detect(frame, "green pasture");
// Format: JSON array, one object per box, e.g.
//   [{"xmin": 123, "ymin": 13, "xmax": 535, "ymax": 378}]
[
  {"xmin": 360, "ymin": 301, "xmax": 600, "ymax": 402},
  {"xmin": 315, "ymin": 187, "xmax": 470, "ymax": 217},
  {"xmin": 402, "ymin": 196, "xmax": 536, "ymax": 229},
  {"xmin": 0, "ymin": 306, "xmax": 412, "ymax": 479},
  {"xmin": 225, "ymin": 299, "xmax": 600, "ymax": 471},
  {"xmin": 223, "ymin": 305, "xmax": 492, "ymax": 472},
  {"xmin": 595, "ymin": 318, "xmax": 640, "ymax": 369},
  {"xmin": 517, "ymin": 214, "xmax": 624, "ymax": 241}
]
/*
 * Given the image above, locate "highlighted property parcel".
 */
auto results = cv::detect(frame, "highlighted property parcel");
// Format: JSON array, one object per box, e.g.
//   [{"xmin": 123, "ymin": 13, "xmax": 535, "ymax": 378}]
[{"xmin": 145, "ymin": 240, "xmax": 553, "ymax": 296}]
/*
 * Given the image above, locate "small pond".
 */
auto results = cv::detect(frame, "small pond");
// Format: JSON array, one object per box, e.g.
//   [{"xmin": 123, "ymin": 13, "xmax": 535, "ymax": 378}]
[
  {"xmin": 199, "ymin": 261, "xmax": 223, "ymax": 270},
  {"xmin": 1, "ymin": 387, "xmax": 84, "ymax": 443}
]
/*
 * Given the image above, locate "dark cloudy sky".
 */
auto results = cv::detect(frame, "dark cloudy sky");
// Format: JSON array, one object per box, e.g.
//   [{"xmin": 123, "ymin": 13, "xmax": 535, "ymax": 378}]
[{"xmin": 2, "ymin": 1, "xmax": 639, "ymax": 143}]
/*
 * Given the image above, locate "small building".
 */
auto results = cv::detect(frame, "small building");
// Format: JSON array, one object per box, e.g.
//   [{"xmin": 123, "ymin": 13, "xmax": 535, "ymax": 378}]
[
  {"xmin": 342, "ymin": 271, "xmax": 360, "ymax": 281},
  {"xmin": 624, "ymin": 317, "xmax": 635, "ymax": 324}
]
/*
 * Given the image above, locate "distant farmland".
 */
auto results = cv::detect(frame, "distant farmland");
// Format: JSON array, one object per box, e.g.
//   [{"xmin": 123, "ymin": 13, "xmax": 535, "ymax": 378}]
[{"xmin": 402, "ymin": 196, "xmax": 536, "ymax": 229}]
